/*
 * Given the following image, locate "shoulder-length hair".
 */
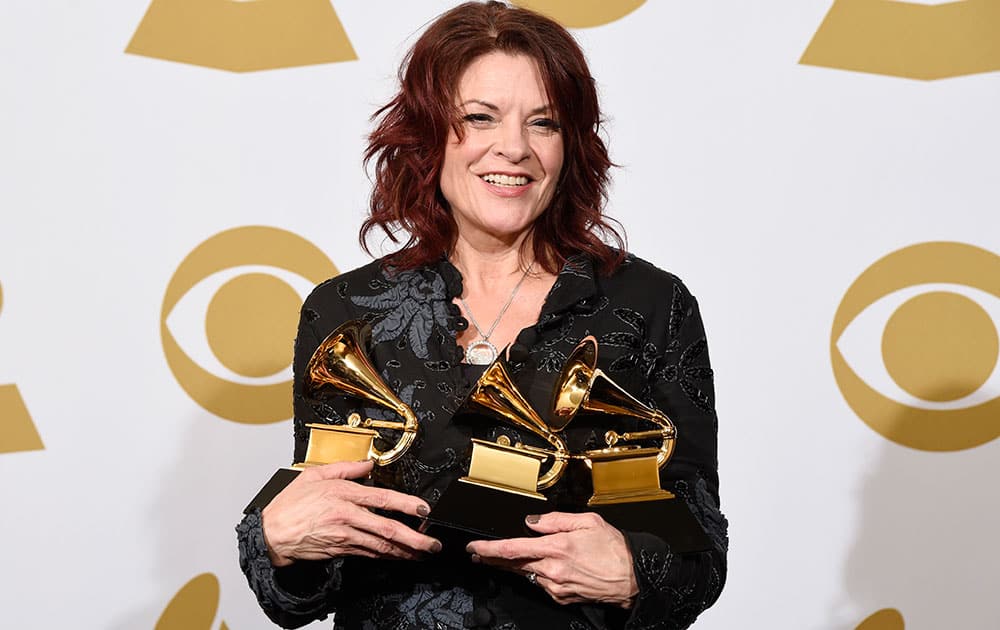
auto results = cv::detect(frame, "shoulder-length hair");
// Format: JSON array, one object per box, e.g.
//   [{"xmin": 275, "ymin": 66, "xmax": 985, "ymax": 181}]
[{"xmin": 361, "ymin": 1, "xmax": 625, "ymax": 276}]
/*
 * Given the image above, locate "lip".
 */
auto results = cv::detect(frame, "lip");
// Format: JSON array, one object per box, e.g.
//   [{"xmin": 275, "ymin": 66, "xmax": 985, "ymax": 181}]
[
  {"xmin": 475, "ymin": 170, "xmax": 534, "ymax": 179},
  {"xmin": 478, "ymin": 175, "xmax": 535, "ymax": 198}
]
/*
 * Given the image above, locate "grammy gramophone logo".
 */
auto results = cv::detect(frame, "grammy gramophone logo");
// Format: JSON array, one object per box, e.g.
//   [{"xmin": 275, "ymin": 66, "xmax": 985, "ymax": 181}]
[
  {"xmin": 0, "ymin": 280, "xmax": 44, "ymax": 455},
  {"xmin": 125, "ymin": 0, "xmax": 358, "ymax": 72},
  {"xmin": 160, "ymin": 226, "xmax": 337, "ymax": 424},
  {"xmin": 802, "ymin": 0, "xmax": 1000, "ymax": 79},
  {"xmin": 125, "ymin": 0, "xmax": 644, "ymax": 72},
  {"xmin": 513, "ymin": 0, "xmax": 646, "ymax": 28}
]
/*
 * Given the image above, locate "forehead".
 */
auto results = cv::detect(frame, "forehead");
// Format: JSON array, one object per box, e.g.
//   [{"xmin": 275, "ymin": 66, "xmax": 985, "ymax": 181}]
[{"xmin": 455, "ymin": 52, "xmax": 549, "ymax": 106}]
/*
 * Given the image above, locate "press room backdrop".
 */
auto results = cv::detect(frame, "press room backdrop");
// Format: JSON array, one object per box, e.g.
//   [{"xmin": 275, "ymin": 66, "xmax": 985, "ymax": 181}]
[{"xmin": 2, "ymin": 1, "xmax": 998, "ymax": 629}]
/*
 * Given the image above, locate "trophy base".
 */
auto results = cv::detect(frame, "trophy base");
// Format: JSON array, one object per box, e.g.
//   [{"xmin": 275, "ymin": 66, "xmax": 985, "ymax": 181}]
[
  {"xmin": 587, "ymin": 488, "xmax": 675, "ymax": 506},
  {"xmin": 243, "ymin": 467, "xmax": 301, "ymax": 514},
  {"xmin": 591, "ymin": 498, "xmax": 713, "ymax": 554},
  {"xmin": 423, "ymin": 478, "xmax": 555, "ymax": 542}
]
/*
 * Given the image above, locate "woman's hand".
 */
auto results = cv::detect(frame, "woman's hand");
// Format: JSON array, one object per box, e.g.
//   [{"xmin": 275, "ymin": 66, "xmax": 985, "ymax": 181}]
[
  {"xmin": 465, "ymin": 512, "xmax": 638, "ymax": 608},
  {"xmin": 261, "ymin": 460, "xmax": 442, "ymax": 567}
]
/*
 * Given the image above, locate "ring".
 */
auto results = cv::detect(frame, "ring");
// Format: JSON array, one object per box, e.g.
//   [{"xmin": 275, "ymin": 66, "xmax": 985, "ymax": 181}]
[{"xmin": 526, "ymin": 572, "xmax": 538, "ymax": 585}]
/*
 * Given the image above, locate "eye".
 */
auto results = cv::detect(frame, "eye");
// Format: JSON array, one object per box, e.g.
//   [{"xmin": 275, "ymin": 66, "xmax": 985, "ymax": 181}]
[
  {"xmin": 528, "ymin": 117, "xmax": 561, "ymax": 134},
  {"xmin": 462, "ymin": 113, "xmax": 496, "ymax": 128},
  {"xmin": 836, "ymin": 283, "xmax": 1000, "ymax": 410},
  {"xmin": 160, "ymin": 226, "xmax": 338, "ymax": 424}
]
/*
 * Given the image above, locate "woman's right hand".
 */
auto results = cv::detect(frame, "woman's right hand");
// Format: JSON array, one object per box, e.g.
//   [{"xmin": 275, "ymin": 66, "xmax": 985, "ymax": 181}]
[{"xmin": 261, "ymin": 459, "xmax": 442, "ymax": 566}]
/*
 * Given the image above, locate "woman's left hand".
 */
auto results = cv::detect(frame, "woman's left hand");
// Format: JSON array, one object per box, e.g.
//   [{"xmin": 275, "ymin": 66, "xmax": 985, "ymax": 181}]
[{"xmin": 465, "ymin": 512, "xmax": 638, "ymax": 608}]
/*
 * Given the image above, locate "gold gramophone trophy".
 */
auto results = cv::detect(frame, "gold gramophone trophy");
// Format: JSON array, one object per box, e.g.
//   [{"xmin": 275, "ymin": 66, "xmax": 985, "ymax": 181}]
[
  {"xmin": 243, "ymin": 319, "xmax": 419, "ymax": 513},
  {"xmin": 551, "ymin": 336, "xmax": 711, "ymax": 552},
  {"xmin": 424, "ymin": 351, "xmax": 571, "ymax": 539}
]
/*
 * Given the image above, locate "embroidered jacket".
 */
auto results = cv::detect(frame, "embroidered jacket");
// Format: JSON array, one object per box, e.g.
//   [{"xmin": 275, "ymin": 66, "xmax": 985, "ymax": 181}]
[{"xmin": 237, "ymin": 254, "xmax": 728, "ymax": 629}]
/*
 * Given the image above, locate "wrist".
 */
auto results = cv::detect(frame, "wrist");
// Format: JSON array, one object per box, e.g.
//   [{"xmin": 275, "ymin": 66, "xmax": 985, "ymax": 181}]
[{"xmin": 261, "ymin": 505, "xmax": 294, "ymax": 567}]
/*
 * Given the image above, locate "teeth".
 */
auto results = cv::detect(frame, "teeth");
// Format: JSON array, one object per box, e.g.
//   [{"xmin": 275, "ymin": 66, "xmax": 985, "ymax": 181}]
[{"xmin": 482, "ymin": 174, "xmax": 529, "ymax": 186}]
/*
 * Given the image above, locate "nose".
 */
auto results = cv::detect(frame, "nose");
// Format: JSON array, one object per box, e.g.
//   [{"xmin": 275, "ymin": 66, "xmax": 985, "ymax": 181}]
[{"xmin": 493, "ymin": 121, "xmax": 530, "ymax": 163}]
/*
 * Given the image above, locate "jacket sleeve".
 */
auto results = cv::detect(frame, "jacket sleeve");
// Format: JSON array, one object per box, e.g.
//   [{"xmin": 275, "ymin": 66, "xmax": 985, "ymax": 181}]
[
  {"xmin": 234, "ymin": 285, "xmax": 353, "ymax": 629},
  {"xmin": 622, "ymin": 284, "xmax": 728, "ymax": 630}
]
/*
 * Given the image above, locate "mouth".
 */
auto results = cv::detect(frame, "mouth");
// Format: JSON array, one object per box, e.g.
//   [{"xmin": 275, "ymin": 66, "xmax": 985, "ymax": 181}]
[{"xmin": 480, "ymin": 173, "xmax": 532, "ymax": 187}]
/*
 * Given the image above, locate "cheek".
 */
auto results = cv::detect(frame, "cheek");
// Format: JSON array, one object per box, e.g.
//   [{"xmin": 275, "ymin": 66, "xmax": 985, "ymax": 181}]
[{"xmin": 545, "ymin": 140, "xmax": 565, "ymax": 182}]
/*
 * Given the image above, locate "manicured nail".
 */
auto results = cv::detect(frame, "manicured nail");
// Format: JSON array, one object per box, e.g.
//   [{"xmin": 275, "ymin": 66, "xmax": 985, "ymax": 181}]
[
  {"xmin": 416, "ymin": 505, "xmax": 430, "ymax": 517},
  {"xmin": 430, "ymin": 540, "xmax": 442, "ymax": 553},
  {"xmin": 525, "ymin": 514, "xmax": 540, "ymax": 524}
]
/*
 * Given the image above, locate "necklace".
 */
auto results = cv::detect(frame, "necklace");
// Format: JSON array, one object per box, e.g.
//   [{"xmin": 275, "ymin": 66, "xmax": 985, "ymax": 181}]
[{"xmin": 459, "ymin": 264, "xmax": 532, "ymax": 365}]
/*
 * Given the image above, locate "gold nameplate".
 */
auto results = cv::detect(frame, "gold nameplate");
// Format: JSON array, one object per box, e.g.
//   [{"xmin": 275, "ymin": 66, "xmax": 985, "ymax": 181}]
[
  {"xmin": 299, "ymin": 422, "xmax": 378, "ymax": 467},
  {"xmin": 460, "ymin": 438, "xmax": 548, "ymax": 500},
  {"xmin": 583, "ymin": 446, "xmax": 675, "ymax": 506}
]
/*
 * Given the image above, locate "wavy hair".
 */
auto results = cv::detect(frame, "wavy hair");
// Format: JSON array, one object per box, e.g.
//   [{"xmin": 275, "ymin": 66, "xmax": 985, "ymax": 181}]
[{"xmin": 361, "ymin": 1, "xmax": 625, "ymax": 275}]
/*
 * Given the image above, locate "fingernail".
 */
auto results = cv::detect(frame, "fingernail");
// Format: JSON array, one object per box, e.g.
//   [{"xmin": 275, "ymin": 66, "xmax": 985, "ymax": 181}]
[
  {"xmin": 470, "ymin": 553, "xmax": 481, "ymax": 563},
  {"xmin": 416, "ymin": 505, "xmax": 430, "ymax": 517},
  {"xmin": 525, "ymin": 514, "xmax": 540, "ymax": 524},
  {"xmin": 430, "ymin": 540, "xmax": 442, "ymax": 553}
]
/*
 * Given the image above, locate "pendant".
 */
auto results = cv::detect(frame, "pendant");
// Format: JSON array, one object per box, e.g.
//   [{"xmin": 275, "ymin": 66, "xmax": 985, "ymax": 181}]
[{"xmin": 465, "ymin": 339, "xmax": 499, "ymax": 365}]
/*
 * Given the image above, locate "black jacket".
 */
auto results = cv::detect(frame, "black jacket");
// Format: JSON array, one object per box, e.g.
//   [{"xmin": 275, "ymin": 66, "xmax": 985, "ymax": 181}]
[{"xmin": 237, "ymin": 254, "xmax": 728, "ymax": 629}]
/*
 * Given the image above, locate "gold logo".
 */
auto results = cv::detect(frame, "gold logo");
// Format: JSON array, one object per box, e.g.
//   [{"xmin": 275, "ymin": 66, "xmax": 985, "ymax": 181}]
[
  {"xmin": 161, "ymin": 226, "xmax": 337, "ymax": 424},
  {"xmin": 156, "ymin": 573, "xmax": 230, "ymax": 630},
  {"xmin": 801, "ymin": 0, "xmax": 1000, "ymax": 80},
  {"xmin": 513, "ymin": 0, "xmax": 645, "ymax": 28},
  {"xmin": 831, "ymin": 242, "xmax": 1000, "ymax": 451},
  {"xmin": 126, "ymin": 0, "xmax": 357, "ymax": 72},
  {"xmin": 856, "ymin": 608, "xmax": 905, "ymax": 630},
  {"xmin": 0, "ymin": 281, "xmax": 44, "ymax": 455}
]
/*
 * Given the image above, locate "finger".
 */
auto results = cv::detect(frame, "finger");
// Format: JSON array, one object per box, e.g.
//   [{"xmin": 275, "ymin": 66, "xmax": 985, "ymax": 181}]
[
  {"xmin": 336, "ymin": 527, "xmax": 427, "ymax": 560},
  {"xmin": 525, "ymin": 511, "xmax": 605, "ymax": 535},
  {"xmin": 306, "ymin": 459, "xmax": 375, "ymax": 481},
  {"xmin": 465, "ymin": 536, "xmax": 550, "ymax": 561},
  {"xmin": 336, "ymin": 482, "xmax": 431, "ymax": 518},
  {"xmin": 339, "ymin": 502, "xmax": 442, "ymax": 554}
]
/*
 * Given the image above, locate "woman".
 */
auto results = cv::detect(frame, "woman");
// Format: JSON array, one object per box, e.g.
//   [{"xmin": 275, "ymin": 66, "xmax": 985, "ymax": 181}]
[{"xmin": 237, "ymin": 2, "xmax": 727, "ymax": 628}]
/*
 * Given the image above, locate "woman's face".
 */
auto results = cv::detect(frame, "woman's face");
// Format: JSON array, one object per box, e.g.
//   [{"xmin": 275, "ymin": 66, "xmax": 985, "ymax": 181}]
[{"xmin": 439, "ymin": 52, "xmax": 564, "ymax": 246}]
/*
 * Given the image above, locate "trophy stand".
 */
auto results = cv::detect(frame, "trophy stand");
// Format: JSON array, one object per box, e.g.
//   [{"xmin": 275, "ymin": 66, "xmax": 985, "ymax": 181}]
[
  {"xmin": 243, "ymin": 420, "xmax": 378, "ymax": 514},
  {"xmin": 424, "ymin": 438, "xmax": 557, "ymax": 540}
]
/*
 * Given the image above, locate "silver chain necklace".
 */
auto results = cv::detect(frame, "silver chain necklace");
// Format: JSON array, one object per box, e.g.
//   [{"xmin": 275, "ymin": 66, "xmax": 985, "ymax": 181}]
[{"xmin": 459, "ymin": 264, "xmax": 532, "ymax": 365}]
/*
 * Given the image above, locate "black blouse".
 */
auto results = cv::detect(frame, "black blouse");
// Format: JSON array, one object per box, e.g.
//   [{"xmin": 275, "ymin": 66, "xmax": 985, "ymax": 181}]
[{"xmin": 236, "ymin": 254, "xmax": 728, "ymax": 629}]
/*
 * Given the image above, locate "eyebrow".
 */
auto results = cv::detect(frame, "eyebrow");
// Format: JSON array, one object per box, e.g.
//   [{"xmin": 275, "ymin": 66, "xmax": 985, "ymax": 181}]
[{"xmin": 460, "ymin": 99, "xmax": 552, "ymax": 115}]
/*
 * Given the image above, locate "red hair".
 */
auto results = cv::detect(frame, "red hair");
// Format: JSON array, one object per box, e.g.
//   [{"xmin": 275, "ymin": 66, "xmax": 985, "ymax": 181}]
[{"xmin": 361, "ymin": 1, "xmax": 625, "ymax": 276}]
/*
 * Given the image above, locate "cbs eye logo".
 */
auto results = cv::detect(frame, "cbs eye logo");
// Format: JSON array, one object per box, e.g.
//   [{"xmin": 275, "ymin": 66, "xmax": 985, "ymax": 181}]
[
  {"xmin": 855, "ymin": 608, "xmax": 904, "ymax": 630},
  {"xmin": 802, "ymin": 0, "xmax": 1000, "ymax": 80},
  {"xmin": 831, "ymin": 241, "xmax": 1000, "ymax": 451},
  {"xmin": 161, "ymin": 226, "xmax": 337, "ymax": 424},
  {"xmin": 155, "ymin": 573, "xmax": 230, "ymax": 630}
]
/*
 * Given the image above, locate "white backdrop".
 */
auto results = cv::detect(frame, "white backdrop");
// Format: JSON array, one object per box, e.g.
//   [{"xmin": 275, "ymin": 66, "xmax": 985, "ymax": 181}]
[{"xmin": 2, "ymin": 2, "xmax": 998, "ymax": 629}]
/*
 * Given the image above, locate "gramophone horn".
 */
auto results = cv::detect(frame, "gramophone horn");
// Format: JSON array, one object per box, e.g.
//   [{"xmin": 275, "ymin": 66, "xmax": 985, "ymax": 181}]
[
  {"xmin": 305, "ymin": 320, "xmax": 419, "ymax": 466},
  {"xmin": 552, "ymin": 336, "xmax": 676, "ymax": 469},
  {"xmin": 456, "ymin": 353, "xmax": 570, "ymax": 490}
]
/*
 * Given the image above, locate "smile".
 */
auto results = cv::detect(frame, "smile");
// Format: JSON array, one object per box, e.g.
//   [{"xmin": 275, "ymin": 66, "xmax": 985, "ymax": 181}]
[{"xmin": 480, "ymin": 173, "xmax": 530, "ymax": 187}]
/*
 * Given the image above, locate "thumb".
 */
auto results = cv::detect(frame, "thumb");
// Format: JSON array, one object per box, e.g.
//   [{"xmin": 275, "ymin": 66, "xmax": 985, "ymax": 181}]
[
  {"xmin": 309, "ymin": 459, "xmax": 375, "ymax": 481},
  {"xmin": 524, "ymin": 511, "xmax": 602, "ymax": 534}
]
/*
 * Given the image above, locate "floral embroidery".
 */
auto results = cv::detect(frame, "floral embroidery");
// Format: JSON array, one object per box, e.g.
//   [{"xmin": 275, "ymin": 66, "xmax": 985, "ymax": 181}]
[
  {"xmin": 655, "ymin": 338, "xmax": 714, "ymax": 413},
  {"xmin": 351, "ymin": 268, "xmax": 452, "ymax": 359},
  {"xmin": 603, "ymin": 308, "xmax": 658, "ymax": 380}
]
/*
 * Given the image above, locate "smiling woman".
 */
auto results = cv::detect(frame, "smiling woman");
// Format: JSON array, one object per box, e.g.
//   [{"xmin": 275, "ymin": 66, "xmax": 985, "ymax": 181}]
[
  {"xmin": 441, "ymin": 53, "xmax": 564, "ymax": 252},
  {"xmin": 236, "ymin": 2, "xmax": 727, "ymax": 629}
]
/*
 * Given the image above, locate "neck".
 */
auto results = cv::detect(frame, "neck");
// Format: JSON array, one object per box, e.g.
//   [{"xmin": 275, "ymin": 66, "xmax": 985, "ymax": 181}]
[{"xmin": 450, "ymin": 233, "xmax": 535, "ymax": 296}]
